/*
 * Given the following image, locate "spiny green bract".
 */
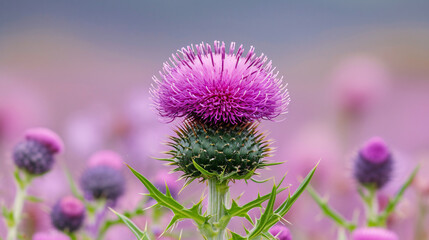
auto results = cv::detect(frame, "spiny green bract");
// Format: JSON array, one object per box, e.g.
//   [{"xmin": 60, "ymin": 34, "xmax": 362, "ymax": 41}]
[{"xmin": 167, "ymin": 122, "xmax": 272, "ymax": 180}]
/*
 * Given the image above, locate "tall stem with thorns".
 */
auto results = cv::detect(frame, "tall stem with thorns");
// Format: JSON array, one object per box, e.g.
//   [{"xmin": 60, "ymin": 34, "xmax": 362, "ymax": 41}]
[{"xmin": 208, "ymin": 178, "xmax": 229, "ymax": 240}]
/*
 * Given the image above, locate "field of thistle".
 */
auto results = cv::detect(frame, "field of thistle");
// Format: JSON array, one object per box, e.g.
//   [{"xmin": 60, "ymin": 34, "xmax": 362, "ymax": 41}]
[{"xmin": 1, "ymin": 1, "xmax": 429, "ymax": 240}]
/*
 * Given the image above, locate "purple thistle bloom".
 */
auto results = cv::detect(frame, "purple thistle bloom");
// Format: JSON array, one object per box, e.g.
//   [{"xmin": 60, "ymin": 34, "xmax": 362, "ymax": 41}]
[
  {"xmin": 51, "ymin": 196, "xmax": 85, "ymax": 233},
  {"xmin": 80, "ymin": 166, "xmax": 125, "ymax": 201},
  {"xmin": 354, "ymin": 137, "xmax": 393, "ymax": 189},
  {"xmin": 151, "ymin": 41, "xmax": 290, "ymax": 125},
  {"xmin": 13, "ymin": 128, "xmax": 63, "ymax": 175},
  {"xmin": 352, "ymin": 227, "xmax": 398, "ymax": 240},
  {"xmin": 269, "ymin": 225, "xmax": 292, "ymax": 240}
]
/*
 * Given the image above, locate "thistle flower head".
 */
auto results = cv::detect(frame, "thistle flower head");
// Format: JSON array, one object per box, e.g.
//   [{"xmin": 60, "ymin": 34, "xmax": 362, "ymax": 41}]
[
  {"xmin": 151, "ymin": 41, "xmax": 289, "ymax": 125},
  {"xmin": 269, "ymin": 225, "xmax": 292, "ymax": 240},
  {"xmin": 354, "ymin": 137, "xmax": 393, "ymax": 189},
  {"xmin": 13, "ymin": 128, "xmax": 63, "ymax": 175},
  {"xmin": 88, "ymin": 150, "xmax": 123, "ymax": 170},
  {"xmin": 80, "ymin": 166, "xmax": 125, "ymax": 201},
  {"xmin": 51, "ymin": 196, "xmax": 85, "ymax": 233},
  {"xmin": 352, "ymin": 227, "xmax": 398, "ymax": 240}
]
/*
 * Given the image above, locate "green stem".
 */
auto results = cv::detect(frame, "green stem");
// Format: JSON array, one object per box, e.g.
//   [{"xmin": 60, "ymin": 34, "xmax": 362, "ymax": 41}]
[
  {"xmin": 208, "ymin": 178, "xmax": 228, "ymax": 240},
  {"xmin": 67, "ymin": 233, "xmax": 78, "ymax": 240},
  {"xmin": 307, "ymin": 186, "xmax": 356, "ymax": 231},
  {"xmin": 362, "ymin": 186, "xmax": 380, "ymax": 227},
  {"xmin": 7, "ymin": 171, "xmax": 32, "ymax": 240}
]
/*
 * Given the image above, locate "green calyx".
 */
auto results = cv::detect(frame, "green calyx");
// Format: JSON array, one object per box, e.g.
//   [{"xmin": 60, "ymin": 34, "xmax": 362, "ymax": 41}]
[{"xmin": 166, "ymin": 122, "xmax": 272, "ymax": 181}]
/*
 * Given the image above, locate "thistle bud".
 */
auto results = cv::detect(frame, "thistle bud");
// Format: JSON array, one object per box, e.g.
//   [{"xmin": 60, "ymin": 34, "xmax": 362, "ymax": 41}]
[
  {"xmin": 80, "ymin": 166, "xmax": 125, "ymax": 201},
  {"xmin": 13, "ymin": 128, "xmax": 63, "ymax": 175},
  {"xmin": 51, "ymin": 196, "xmax": 85, "ymax": 233},
  {"xmin": 168, "ymin": 122, "xmax": 271, "ymax": 180},
  {"xmin": 354, "ymin": 137, "xmax": 393, "ymax": 189}
]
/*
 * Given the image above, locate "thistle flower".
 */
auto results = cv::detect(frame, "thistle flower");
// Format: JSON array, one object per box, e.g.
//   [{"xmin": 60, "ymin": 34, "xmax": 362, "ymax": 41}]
[
  {"xmin": 80, "ymin": 166, "xmax": 125, "ymax": 201},
  {"xmin": 353, "ymin": 137, "xmax": 393, "ymax": 189},
  {"xmin": 151, "ymin": 41, "xmax": 289, "ymax": 125},
  {"xmin": 269, "ymin": 225, "xmax": 292, "ymax": 240},
  {"xmin": 351, "ymin": 227, "xmax": 398, "ymax": 240},
  {"xmin": 13, "ymin": 128, "xmax": 63, "ymax": 175},
  {"xmin": 51, "ymin": 196, "xmax": 85, "ymax": 233},
  {"xmin": 33, "ymin": 231, "xmax": 69, "ymax": 240}
]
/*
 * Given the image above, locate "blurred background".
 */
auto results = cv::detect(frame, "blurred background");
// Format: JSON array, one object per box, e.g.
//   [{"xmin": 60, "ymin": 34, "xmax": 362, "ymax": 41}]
[{"xmin": 1, "ymin": 1, "xmax": 429, "ymax": 239}]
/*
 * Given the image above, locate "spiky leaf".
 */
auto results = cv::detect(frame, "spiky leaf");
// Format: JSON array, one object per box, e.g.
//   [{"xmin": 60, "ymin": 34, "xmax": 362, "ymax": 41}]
[
  {"xmin": 307, "ymin": 186, "xmax": 356, "ymax": 231},
  {"xmin": 245, "ymin": 163, "xmax": 317, "ymax": 238},
  {"xmin": 224, "ymin": 186, "xmax": 287, "ymax": 224},
  {"xmin": 127, "ymin": 165, "xmax": 209, "ymax": 229},
  {"xmin": 110, "ymin": 208, "xmax": 150, "ymax": 240},
  {"xmin": 379, "ymin": 165, "xmax": 419, "ymax": 222},
  {"xmin": 247, "ymin": 185, "xmax": 278, "ymax": 238}
]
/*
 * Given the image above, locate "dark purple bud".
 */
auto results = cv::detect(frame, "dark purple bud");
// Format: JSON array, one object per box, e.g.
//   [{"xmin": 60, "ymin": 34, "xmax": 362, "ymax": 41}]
[
  {"xmin": 269, "ymin": 225, "xmax": 292, "ymax": 240},
  {"xmin": 354, "ymin": 137, "xmax": 393, "ymax": 189},
  {"xmin": 352, "ymin": 227, "xmax": 398, "ymax": 240},
  {"xmin": 80, "ymin": 166, "xmax": 125, "ymax": 201},
  {"xmin": 51, "ymin": 196, "xmax": 85, "ymax": 233},
  {"xmin": 13, "ymin": 140, "xmax": 55, "ymax": 175},
  {"xmin": 13, "ymin": 128, "xmax": 63, "ymax": 175}
]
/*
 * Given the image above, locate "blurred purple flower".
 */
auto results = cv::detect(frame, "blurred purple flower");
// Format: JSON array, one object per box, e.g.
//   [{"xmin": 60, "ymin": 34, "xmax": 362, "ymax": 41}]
[
  {"xmin": 51, "ymin": 196, "xmax": 85, "ymax": 233},
  {"xmin": 331, "ymin": 55, "xmax": 390, "ymax": 115},
  {"xmin": 360, "ymin": 137, "xmax": 390, "ymax": 164},
  {"xmin": 80, "ymin": 166, "xmax": 125, "ymax": 202},
  {"xmin": 151, "ymin": 41, "xmax": 289, "ymax": 125},
  {"xmin": 25, "ymin": 128, "xmax": 64, "ymax": 154},
  {"xmin": 352, "ymin": 227, "xmax": 398, "ymax": 240},
  {"xmin": 269, "ymin": 224, "xmax": 292, "ymax": 240},
  {"xmin": 32, "ymin": 231, "xmax": 69, "ymax": 240},
  {"xmin": 13, "ymin": 128, "xmax": 63, "ymax": 175},
  {"xmin": 354, "ymin": 137, "xmax": 393, "ymax": 189},
  {"xmin": 88, "ymin": 150, "xmax": 123, "ymax": 170}
]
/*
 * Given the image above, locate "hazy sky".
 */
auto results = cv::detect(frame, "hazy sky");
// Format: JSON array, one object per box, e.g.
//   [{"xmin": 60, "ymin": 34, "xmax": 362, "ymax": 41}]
[{"xmin": 1, "ymin": 1, "xmax": 429, "ymax": 57}]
